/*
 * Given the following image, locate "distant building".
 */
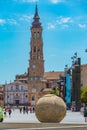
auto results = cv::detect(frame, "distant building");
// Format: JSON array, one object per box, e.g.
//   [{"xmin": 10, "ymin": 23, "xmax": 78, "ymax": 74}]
[
  {"xmin": 0, "ymin": 86, "xmax": 4, "ymax": 106},
  {"xmin": 81, "ymin": 64, "xmax": 87, "ymax": 87},
  {"xmin": 4, "ymin": 81, "xmax": 28, "ymax": 106}
]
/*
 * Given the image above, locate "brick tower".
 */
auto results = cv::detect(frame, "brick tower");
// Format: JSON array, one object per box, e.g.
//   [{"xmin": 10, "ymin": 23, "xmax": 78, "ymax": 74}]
[{"xmin": 28, "ymin": 4, "xmax": 45, "ymax": 105}]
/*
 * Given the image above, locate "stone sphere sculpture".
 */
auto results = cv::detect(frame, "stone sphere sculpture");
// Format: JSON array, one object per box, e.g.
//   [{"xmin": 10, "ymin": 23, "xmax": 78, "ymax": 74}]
[{"xmin": 35, "ymin": 94, "xmax": 66, "ymax": 123}]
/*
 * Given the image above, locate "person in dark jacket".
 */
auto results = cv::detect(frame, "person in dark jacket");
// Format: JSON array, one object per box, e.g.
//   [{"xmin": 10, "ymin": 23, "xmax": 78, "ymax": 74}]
[{"xmin": 84, "ymin": 106, "xmax": 87, "ymax": 122}]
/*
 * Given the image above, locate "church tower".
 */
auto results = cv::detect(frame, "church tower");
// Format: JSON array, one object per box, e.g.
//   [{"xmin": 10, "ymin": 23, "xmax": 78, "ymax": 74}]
[
  {"xmin": 29, "ymin": 4, "xmax": 44, "ymax": 79},
  {"xmin": 28, "ymin": 4, "xmax": 45, "ymax": 105}
]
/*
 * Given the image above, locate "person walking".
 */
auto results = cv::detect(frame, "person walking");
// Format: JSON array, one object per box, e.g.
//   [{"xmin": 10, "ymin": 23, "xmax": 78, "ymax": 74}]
[
  {"xmin": 84, "ymin": 106, "xmax": 87, "ymax": 122},
  {"xmin": 23, "ymin": 106, "xmax": 26, "ymax": 114},
  {"xmin": 19, "ymin": 107, "xmax": 22, "ymax": 113},
  {"xmin": 29, "ymin": 106, "xmax": 32, "ymax": 113},
  {"xmin": 25, "ymin": 106, "xmax": 28, "ymax": 114},
  {"xmin": 8, "ymin": 108, "xmax": 12, "ymax": 117}
]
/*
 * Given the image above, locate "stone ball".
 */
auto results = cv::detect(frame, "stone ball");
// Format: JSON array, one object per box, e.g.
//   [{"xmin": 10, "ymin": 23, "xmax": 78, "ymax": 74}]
[{"xmin": 35, "ymin": 94, "xmax": 66, "ymax": 123}]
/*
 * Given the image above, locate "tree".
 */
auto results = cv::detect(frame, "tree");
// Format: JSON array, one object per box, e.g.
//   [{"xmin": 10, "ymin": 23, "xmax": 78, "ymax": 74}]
[
  {"xmin": 81, "ymin": 86, "xmax": 87, "ymax": 103},
  {"xmin": 51, "ymin": 84, "xmax": 60, "ymax": 96}
]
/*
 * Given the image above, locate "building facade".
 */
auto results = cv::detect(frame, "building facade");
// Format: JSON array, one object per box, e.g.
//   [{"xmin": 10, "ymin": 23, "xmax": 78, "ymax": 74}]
[
  {"xmin": 0, "ymin": 86, "xmax": 4, "ymax": 106},
  {"xmin": 4, "ymin": 81, "xmax": 28, "ymax": 106},
  {"xmin": 81, "ymin": 64, "xmax": 87, "ymax": 87}
]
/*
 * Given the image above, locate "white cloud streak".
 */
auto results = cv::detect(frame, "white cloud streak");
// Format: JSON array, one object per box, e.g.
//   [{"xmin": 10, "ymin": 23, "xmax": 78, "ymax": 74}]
[
  {"xmin": 56, "ymin": 16, "xmax": 73, "ymax": 24},
  {"xmin": 0, "ymin": 18, "xmax": 19, "ymax": 26},
  {"xmin": 50, "ymin": 0, "xmax": 64, "ymax": 4},
  {"xmin": 78, "ymin": 24, "xmax": 86, "ymax": 29},
  {"xmin": 19, "ymin": 15, "xmax": 33, "ymax": 22},
  {"xmin": 47, "ymin": 16, "xmax": 73, "ymax": 30},
  {"xmin": 47, "ymin": 23, "xmax": 55, "ymax": 30},
  {"xmin": 0, "ymin": 19, "xmax": 6, "ymax": 25},
  {"xmin": 7, "ymin": 19, "xmax": 18, "ymax": 25}
]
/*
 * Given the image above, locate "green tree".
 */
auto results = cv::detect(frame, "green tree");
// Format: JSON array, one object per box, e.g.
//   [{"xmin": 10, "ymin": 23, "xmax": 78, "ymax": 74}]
[
  {"xmin": 51, "ymin": 84, "xmax": 59, "ymax": 96},
  {"xmin": 81, "ymin": 86, "xmax": 87, "ymax": 103}
]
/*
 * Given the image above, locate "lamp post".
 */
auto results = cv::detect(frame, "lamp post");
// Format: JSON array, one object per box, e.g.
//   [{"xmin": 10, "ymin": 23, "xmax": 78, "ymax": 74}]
[{"xmin": 71, "ymin": 52, "xmax": 81, "ymax": 111}]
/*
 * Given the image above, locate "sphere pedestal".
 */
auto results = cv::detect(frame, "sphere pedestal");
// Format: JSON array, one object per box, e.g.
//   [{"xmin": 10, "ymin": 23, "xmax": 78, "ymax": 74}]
[{"xmin": 35, "ymin": 94, "xmax": 66, "ymax": 123}]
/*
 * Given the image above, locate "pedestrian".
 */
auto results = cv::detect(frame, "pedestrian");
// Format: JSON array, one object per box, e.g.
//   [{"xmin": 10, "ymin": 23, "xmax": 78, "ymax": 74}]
[
  {"xmin": 32, "ymin": 106, "xmax": 35, "ymax": 113},
  {"xmin": 80, "ymin": 106, "xmax": 84, "ymax": 115},
  {"xmin": 29, "ymin": 106, "xmax": 32, "ymax": 113},
  {"xmin": 25, "ymin": 106, "xmax": 28, "ymax": 114},
  {"xmin": 8, "ymin": 108, "xmax": 12, "ymax": 117},
  {"xmin": 84, "ymin": 106, "xmax": 87, "ymax": 122},
  {"xmin": 4, "ymin": 108, "xmax": 7, "ymax": 117},
  {"xmin": 23, "ymin": 106, "xmax": 26, "ymax": 114},
  {"xmin": 19, "ymin": 107, "xmax": 22, "ymax": 113}
]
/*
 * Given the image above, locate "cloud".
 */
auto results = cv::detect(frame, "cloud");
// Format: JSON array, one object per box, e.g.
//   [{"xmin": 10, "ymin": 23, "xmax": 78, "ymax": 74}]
[
  {"xmin": 0, "ymin": 19, "xmax": 6, "ymax": 25},
  {"xmin": 47, "ymin": 16, "xmax": 73, "ymax": 30},
  {"xmin": 14, "ymin": 0, "xmax": 38, "ymax": 2},
  {"xmin": 47, "ymin": 23, "xmax": 55, "ymax": 30},
  {"xmin": 0, "ymin": 18, "xmax": 19, "ymax": 27},
  {"xmin": 78, "ymin": 24, "xmax": 86, "ymax": 29},
  {"xmin": 50, "ymin": 0, "xmax": 64, "ymax": 4},
  {"xmin": 19, "ymin": 15, "xmax": 33, "ymax": 22},
  {"xmin": 56, "ymin": 16, "xmax": 73, "ymax": 24},
  {"xmin": 62, "ymin": 24, "xmax": 69, "ymax": 29},
  {"xmin": 7, "ymin": 19, "xmax": 18, "ymax": 25}
]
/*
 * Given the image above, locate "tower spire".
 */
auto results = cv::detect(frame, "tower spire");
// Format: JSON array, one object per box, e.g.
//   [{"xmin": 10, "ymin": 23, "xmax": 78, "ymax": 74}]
[
  {"xmin": 32, "ymin": 3, "xmax": 41, "ymax": 28},
  {"xmin": 34, "ymin": 3, "xmax": 39, "ymax": 19}
]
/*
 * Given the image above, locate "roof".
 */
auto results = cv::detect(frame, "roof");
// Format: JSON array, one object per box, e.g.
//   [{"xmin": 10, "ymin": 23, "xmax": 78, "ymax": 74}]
[
  {"xmin": 5, "ymin": 81, "xmax": 27, "ymax": 86},
  {"xmin": 44, "ymin": 71, "xmax": 64, "ymax": 80}
]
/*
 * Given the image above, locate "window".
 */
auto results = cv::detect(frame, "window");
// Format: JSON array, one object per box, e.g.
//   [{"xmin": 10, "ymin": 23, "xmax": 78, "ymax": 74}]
[
  {"xmin": 34, "ymin": 46, "xmax": 36, "ymax": 52},
  {"xmin": 16, "ymin": 86, "xmax": 19, "ymax": 91},
  {"xmin": 32, "ymin": 96, "xmax": 35, "ymax": 101},
  {"xmin": 11, "ymin": 86, "xmax": 13, "ymax": 90},
  {"xmin": 21, "ymin": 86, "xmax": 23, "ymax": 90},
  {"xmin": 38, "ymin": 49, "xmax": 40, "ymax": 52},
  {"xmin": 32, "ymin": 86, "xmax": 36, "ymax": 92}
]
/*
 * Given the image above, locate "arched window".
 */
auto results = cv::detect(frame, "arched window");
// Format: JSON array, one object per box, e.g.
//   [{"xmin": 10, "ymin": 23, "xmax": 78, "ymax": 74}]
[
  {"xmin": 32, "ymin": 96, "xmax": 35, "ymax": 101},
  {"xmin": 37, "ymin": 32, "xmax": 39, "ymax": 38},
  {"xmin": 34, "ymin": 46, "xmax": 36, "ymax": 52},
  {"xmin": 32, "ymin": 86, "xmax": 36, "ymax": 92},
  {"xmin": 38, "ymin": 48, "xmax": 40, "ymax": 52}
]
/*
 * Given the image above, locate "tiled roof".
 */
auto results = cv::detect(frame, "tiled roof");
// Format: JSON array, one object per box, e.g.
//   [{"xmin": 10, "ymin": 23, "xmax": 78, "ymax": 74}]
[{"xmin": 44, "ymin": 71, "xmax": 64, "ymax": 80}]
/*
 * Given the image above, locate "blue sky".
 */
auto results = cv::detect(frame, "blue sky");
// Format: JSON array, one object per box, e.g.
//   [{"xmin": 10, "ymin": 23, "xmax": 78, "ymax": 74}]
[{"xmin": 0, "ymin": 0, "xmax": 87, "ymax": 84}]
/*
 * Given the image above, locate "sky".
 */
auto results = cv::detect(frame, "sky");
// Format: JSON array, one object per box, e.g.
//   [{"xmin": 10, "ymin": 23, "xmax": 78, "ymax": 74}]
[{"xmin": 0, "ymin": 0, "xmax": 87, "ymax": 84}]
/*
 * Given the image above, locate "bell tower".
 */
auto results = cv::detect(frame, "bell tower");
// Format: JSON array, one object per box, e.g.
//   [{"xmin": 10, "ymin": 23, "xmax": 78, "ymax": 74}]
[
  {"xmin": 28, "ymin": 4, "xmax": 45, "ymax": 105},
  {"xmin": 28, "ymin": 4, "xmax": 44, "ymax": 80}
]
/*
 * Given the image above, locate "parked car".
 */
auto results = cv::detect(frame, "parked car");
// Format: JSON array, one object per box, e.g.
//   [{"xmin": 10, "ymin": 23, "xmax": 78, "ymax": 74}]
[{"xmin": 0, "ymin": 107, "xmax": 3, "ymax": 122}]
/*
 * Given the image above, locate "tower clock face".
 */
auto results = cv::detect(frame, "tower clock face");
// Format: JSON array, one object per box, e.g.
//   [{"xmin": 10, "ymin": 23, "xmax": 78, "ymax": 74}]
[{"xmin": 32, "ymin": 64, "xmax": 36, "ymax": 69}]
